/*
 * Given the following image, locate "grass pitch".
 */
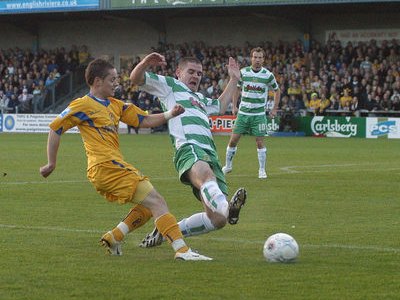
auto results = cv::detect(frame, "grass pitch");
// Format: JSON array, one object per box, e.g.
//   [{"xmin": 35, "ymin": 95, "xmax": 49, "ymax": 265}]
[{"xmin": 0, "ymin": 133, "xmax": 399, "ymax": 299}]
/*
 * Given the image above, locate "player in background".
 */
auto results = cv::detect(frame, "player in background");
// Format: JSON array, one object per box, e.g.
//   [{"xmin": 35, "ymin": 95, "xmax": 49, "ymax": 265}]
[
  {"xmin": 130, "ymin": 53, "xmax": 247, "ymax": 248},
  {"xmin": 222, "ymin": 47, "xmax": 281, "ymax": 179},
  {"xmin": 39, "ymin": 58, "xmax": 211, "ymax": 261}
]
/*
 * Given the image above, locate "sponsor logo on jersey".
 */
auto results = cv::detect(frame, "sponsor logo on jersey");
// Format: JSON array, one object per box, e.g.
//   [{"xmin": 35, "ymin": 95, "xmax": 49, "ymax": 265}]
[
  {"xmin": 190, "ymin": 97, "xmax": 206, "ymax": 113},
  {"xmin": 244, "ymin": 84, "xmax": 265, "ymax": 93}
]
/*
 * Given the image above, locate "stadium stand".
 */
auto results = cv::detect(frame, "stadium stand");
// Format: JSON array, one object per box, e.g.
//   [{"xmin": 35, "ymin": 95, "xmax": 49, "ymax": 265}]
[
  {"xmin": 117, "ymin": 38, "xmax": 400, "ymax": 121},
  {"xmin": 0, "ymin": 45, "xmax": 91, "ymax": 114},
  {"xmin": 1, "ymin": 38, "xmax": 399, "ymax": 120}
]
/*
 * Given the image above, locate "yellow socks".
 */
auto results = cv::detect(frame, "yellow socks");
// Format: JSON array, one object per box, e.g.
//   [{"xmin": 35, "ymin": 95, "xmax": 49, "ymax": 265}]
[
  {"xmin": 111, "ymin": 204, "xmax": 152, "ymax": 242},
  {"xmin": 155, "ymin": 213, "xmax": 189, "ymax": 254},
  {"xmin": 108, "ymin": 207, "xmax": 189, "ymax": 255}
]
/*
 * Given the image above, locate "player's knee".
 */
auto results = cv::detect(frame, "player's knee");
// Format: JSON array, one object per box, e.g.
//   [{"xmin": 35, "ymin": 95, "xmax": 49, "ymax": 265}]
[
  {"xmin": 229, "ymin": 140, "xmax": 238, "ymax": 147},
  {"xmin": 142, "ymin": 190, "xmax": 169, "ymax": 217},
  {"xmin": 209, "ymin": 212, "xmax": 227, "ymax": 229}
]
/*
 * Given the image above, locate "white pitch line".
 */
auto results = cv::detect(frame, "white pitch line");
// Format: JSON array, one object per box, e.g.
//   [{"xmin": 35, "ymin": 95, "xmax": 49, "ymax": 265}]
[
  {"xmin": 279, "ymin": 162, "xmax": 400, "ymax": 174},
  {"xmin": 279, "ymin": 163, "xmax": 361, "ymax": 174},
  {"xmin": 0, "ymin": 176, "xmax": 180, "ymax": 185},
  {"xmin": 1, "ymin": 163, "xmax": 399, "ymax": 185},
  {"xmin": 0, "ymin": 224, "xmax": 102, "ymax": 234},
  {"xmin": 1, "ymin": 224, "xmax": 399, "ymax": 254},
  {"xmin": 190, "ymin": 236, "xmax": 400, "ymax": 253},
  {"xmin": 0, "ymin": 179, "xmax": 88, "ymax": 185}
]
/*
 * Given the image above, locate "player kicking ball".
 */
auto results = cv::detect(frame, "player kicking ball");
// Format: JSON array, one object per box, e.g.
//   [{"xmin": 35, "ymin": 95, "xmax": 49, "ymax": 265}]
[
  {"xmin": 130, "ymin": 53, "xmax": 248, "ymax": 249},
  {"xmin": 40, "ymin": 58, "xmax": 211, "ymax": 261}
]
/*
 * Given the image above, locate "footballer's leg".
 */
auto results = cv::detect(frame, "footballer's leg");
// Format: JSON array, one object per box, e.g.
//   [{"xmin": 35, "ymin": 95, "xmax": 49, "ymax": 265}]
[
  {"xmin": 141, "ymin": 157, "xmax": 231, "ymax": 248},
  {"xmin": 100, "ymin": 179, "xmax": 153, "ymax": 255},
  {"xmin": 223, "ymin": 133, "xmax": 241, "ymax": 175},
  {"xmin": 139, "ymin": 212, "xmax": 216, "ymax": 248},
  {"xmin": 140, "ymin": 187, "xmax": 247, "ymax": 248},
  {"xmin": 257, "ymin": 146, "xmax": 267, "ymax": 179},
  {"xmin": 255, "ymin": 116, "xmax": 267, "ymax": 179},
  {"xmin": 142, "ymin": 188, "xmax": 212, "ymax": 260},
  {"xmin": 139, "ymin": 185, "xmax": 225, "ymax": 249},
  {"xmin": 101, "ymin": 204, "xmax": 153, "ymax": 255},
  {"xmin": 181, "ymin": 161, "xmax": 229, "ymax": 234},
  {"xmin": 222, "ymin": 145, "xmax": 236, "ymax": 175}
]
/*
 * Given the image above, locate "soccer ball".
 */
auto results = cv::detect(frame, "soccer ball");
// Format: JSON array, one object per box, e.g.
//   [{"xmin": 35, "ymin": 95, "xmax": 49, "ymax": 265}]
[{"xmin": 263, "ymin": 233, "xmax": 299, "ymax": 263}]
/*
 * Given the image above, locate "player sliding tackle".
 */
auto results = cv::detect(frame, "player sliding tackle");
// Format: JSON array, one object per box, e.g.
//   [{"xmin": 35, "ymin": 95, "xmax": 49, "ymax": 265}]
[
  {"xmin": 130, "ymin": 53, "xmax": 247, "ymax": 248},
  {"xmin": 40, "ymin": 58, "xmax": 211, "ymax": 261}
]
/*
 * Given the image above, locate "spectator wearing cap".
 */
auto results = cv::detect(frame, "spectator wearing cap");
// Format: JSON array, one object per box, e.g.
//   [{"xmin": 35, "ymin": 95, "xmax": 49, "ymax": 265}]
[{"xmin": 308, "ymin": 92, "xmax": 320, "ymax": 115}]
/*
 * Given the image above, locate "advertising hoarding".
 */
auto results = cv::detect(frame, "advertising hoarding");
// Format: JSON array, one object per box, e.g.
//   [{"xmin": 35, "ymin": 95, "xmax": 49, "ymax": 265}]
[
  {"xmin": 208, "ymin": 115, "xmax": 280, "ymax": 134},
  {"xmin": 300, "ymin": 116, "xmax": 400, "ymax": 139},
  {"xmin": 300, "ymin": 116, "xmax": 365, "ymax": 138},
  {"xmin": 366, "ymin": 117, "xmax": 400, "ymax": 139},
  {"xmin": 1, "ymin": 114, "xmax": 79, "ymax": 133},
  {"xmin": 0, "ymin": 0, "xmax": 99, "ymax": 13},
  {"xmin": 0, "ymin": 114, "xmax": 131, "ymax": 134},
  {"xmin": 2, "ymin": 114, "xmax": 398, "ymax": 138}
]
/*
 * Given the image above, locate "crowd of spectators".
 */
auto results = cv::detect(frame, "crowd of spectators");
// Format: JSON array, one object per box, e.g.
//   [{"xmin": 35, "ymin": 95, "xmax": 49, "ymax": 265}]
[
  {"xmin": 2, "ymin": 38, "xmax": 399, "ymax": 120},
  {"xmin": 117, "ymin": 38, "xmax": 400, "ymax": 120},
  {"xmin": 0, "ymin": 45, "xmax": 91, "ymax": 113}
]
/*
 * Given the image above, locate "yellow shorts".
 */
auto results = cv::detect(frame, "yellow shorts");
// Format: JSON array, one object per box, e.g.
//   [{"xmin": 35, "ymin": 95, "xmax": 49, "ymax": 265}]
[{"xmin": 87, "ymin": 160, "xmax": 153, "ymax": 204}]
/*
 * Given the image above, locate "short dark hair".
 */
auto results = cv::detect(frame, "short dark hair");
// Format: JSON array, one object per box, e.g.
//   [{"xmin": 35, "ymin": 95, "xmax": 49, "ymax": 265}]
[
  {"xmin": 250, "ymin": 47, "xmax": 265, "ymax": 58},
  {"xmin": 85, "ymin": 58, "xmax": 114, "ymax": 86},
  {"xmin": 178, "ymin": 57, "xmax": 202, "ymax": 69}
]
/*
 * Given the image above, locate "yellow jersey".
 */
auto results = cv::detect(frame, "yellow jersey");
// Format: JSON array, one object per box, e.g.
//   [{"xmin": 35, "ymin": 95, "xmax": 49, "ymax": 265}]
[
  {"xmin": 319, "ymin": 98, "xmax": 331, "ymax": 111},
  {"xmin": 308, "ymin": 98, "xmax": 320, "ymax": 109},
  {"xmin": 339, "ymin": 96, "xmax": 352, "ymax": 109},
  {"xmin": 49, "ymin": 94, "xmax": 148, "ymax": 170}
]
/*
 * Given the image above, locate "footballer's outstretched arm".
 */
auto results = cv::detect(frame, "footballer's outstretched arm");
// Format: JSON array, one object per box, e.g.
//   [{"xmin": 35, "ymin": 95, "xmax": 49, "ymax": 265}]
[
  {"xmin": 218, "ymin": 57, "xmax": 240, "ymax": 114},
  {"xmin": 130, "ymin": 53, "xmax": 167, "ymax": 86},
  {"xmin": 40, "ymin": 129, "xmax": 61, "ymax": 178},
  {"xmin": 140, "ymin": 104, "xmax": 185, "ymax": 128}
]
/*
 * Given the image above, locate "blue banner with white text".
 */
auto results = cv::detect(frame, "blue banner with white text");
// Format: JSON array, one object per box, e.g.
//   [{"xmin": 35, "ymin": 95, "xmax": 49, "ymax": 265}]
[{"xmin": 0, "ymin": 0, "xmax": 99, "ymax": 13}]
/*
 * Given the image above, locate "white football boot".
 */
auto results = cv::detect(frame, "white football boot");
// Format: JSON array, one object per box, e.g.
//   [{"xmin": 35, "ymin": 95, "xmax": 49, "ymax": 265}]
[
  {"xmin": 222, "ymin": 165, "xmax": 232, "ymax": 175},
  {"xmin": 175, "ymin": 249, "xmax": 213, "ymax": 261},
  {"xmin": 100, "ymin": 231, "xmax": 122, "ymax": 256},
  {"xmin": 258, "ymin": 169, "xmax": 267, "ymax": 179}
]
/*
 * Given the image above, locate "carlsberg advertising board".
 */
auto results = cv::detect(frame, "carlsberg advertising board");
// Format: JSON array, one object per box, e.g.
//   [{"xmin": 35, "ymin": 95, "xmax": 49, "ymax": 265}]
[{"xmin": 300, "ymin": 116, "xmax": 366, "ymax": 138}]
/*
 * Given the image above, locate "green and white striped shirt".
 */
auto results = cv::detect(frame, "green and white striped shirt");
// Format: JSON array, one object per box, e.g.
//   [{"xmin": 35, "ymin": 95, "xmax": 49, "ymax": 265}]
[
  {"xmin": 238, "ymin": 66, "xmax": 278, "ymax": 116},
  {"xmin": 140, "ymin": 72, "xmax": 220, "ymax": 152}
]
